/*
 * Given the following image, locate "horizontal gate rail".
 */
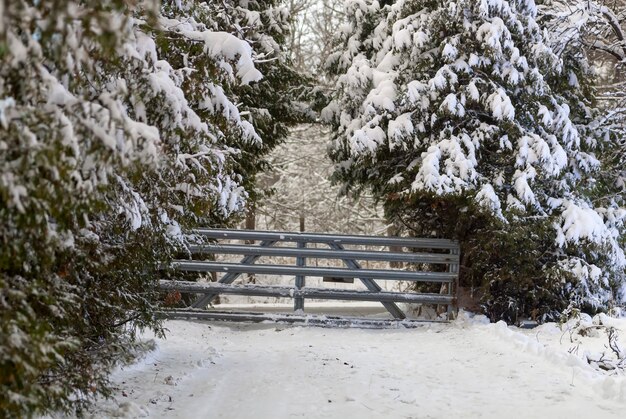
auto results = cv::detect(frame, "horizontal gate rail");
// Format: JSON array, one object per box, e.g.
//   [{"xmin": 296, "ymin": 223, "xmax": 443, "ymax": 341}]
[
  {"xmin": 159, "ymin": 310, "xmax": 433, "ymax": 329},
  {"xmin": 172, "ymin": 261, "xmax": 457, "ymax": 283},
  {"xmin": 188, "ymin": 244, "xmax": 459, "ymax": 264},
  {"xmin": 189, "ymin": 239, "xmax": 277, "ymax": 309},
  {"xmin": 161, "ymin": 228, "xmax": 461, "ymax": 324},
  {"xmin": 192, "ymin": 228, "xmax": 457, "ymax": 249},
  {"xmin": 160, "ymin": 280, "xmax": 454, "ymax": 304}
]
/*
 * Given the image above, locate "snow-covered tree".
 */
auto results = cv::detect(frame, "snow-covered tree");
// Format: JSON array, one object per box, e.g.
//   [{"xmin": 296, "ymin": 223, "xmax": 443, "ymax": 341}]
[
  {"xmin": 324, "ymin": 0, "xmax": 625, "ymax": 321},
  {"xmin": 0, "ymin": 0, "xmax": 300, "ymax": 415},
  {"xmin": 286, "ymin": 0, "xmax": 346, "ymax": 77},
  {"xmin": 256, "ymin": 123, "xmax": 386, "ymax": 234},
  {"xmin": 540, "ymin": 0, "xmax": 626, "ymax": 211},
  {"xmin": 203, "ymin": 1, "xmax": 312, "ymax": 207}
]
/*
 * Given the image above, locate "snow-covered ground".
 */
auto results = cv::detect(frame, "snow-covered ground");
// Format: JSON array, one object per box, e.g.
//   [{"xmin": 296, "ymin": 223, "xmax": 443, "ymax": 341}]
[{"xmin": 86, "ymin": 310, "xmax": 626, "ymax": 419}]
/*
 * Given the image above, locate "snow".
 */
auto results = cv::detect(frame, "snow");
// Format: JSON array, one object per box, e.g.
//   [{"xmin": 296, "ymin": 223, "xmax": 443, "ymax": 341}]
[
  {"xmin": 1, "ymin": 172, "xmax": 28, "ymax": 213},
  {"xmin": 486, "ymin": 88, "xmax": 515, "ymax": 120},
  {"xmin": 440, "ymin": 93, "xmax": 464, "ymax": 117},
  {"xmin": 351, "ymin": 125, "xmax": 386, "ymax": 153},
  {"xmin": 442, "ymin": 43, "xmax": 458, "ymax": 60},
  {"xmin": 393, "ymin": 28, "xmax": 412, "ymax": 49},
  {"xmin": 466, "ymin": 81, "xmax": 480, "ymax": 101},
  {"xmin": 475, "ymin": 183, "xmax": 502, "ymax": 215},
  {"xmin": 0, "ymin": 97, "xmax": 15, "ymax": 129},
  {"xmin": 556, "ymin": 200, "xmax": 612, "ymax": 246},
  {"xmin": 513, "ymin": 169, "xmax": 537, "ymax": 204},
  {"xmin": 410, "ymin": 135, "xmax": 479, "ymax": 194},
  {"xmin": 429, "ymin": 65, "xmax": 458, "ymax": 91},
  {"xmin": 387, "ymin": 112, "xmax": 414, "ymax": 148},
  {"xmin": 476, "ymin": 17, "xmax": 508, "ymax": 51},
  {"xmin": 173, "ymin": 30, "xmax": 262, "ymax": 85},
  {"xmin": 84, "ymin": 311, "xmax": 626, "ymax": 418},
  {"xmin": 365, "ymin": 70, "xmax": 396, "ymax": 112},
  {"xmin": 405, "ymin": 80, "xmax": 427, "ymax": 104}
]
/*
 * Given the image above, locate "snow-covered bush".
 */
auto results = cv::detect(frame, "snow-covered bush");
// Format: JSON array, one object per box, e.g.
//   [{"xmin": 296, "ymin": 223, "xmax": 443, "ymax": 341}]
[
  {"xmin": 0, "ymin": 0, "xmax": 300, "ymax": 415},
  {"xmin": 324, "ymin": 0, "xmax": 625, "ymax": 322}
]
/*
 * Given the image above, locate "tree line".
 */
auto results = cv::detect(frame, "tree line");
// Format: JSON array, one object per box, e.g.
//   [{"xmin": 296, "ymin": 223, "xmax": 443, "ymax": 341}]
[{"xmin": 1, "ymin": 0, "xmax": 625, "ymax": 416}]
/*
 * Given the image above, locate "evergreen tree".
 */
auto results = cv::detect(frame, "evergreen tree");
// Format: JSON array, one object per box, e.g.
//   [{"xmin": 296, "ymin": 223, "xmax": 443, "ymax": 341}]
[
  {"xmin": 200, "ymin": 0, "xmax": 313, "ymax": 208},
  {"xmin": 324, "ymin": 0, "xmax": 625, "ymax": 321},
  {"xmin": 539, "ymin": 0, "xmax": 626, "ymax": 268},
  {"xmin": 0, "ymin": 0, "xmax": 302, "ymax": 415}
]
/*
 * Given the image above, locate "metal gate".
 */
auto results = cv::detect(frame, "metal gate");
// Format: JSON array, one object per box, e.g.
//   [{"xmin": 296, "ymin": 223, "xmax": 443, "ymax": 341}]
[{"xmin": 160, "ymin": 229, "xmax": 460, "ymax": 327}]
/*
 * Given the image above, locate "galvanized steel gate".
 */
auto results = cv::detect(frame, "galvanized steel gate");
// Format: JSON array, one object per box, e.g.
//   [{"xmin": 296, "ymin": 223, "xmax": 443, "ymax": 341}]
[{"xmin": 160, "ymin": 229, "xmax": 460, "ymax": 327}]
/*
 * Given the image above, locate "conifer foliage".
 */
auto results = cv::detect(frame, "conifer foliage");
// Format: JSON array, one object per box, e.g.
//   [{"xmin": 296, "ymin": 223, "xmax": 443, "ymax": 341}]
[
  {"xmin": 0, "ymin": 0, "xmax": 299, "ymax": 415},
  {"xmin": 325, "ymin": 0, "xmax": 625, "ymax": 321}
]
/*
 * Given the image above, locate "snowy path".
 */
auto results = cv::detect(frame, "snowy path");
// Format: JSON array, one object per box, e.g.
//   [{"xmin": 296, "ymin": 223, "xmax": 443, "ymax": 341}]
[{"xmin": 91, "ymin": 315, "xmax": 626, "ymax": 419}]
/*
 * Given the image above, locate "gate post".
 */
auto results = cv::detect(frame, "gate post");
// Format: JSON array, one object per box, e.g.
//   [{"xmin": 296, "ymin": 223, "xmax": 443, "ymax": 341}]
[
  {"xmin": 448, "ymin": 247, "xmax": 460, "ymax": 320},
  {"xmin": 294, "ymin": 241, "xmax": 306, "ymax": 311}
]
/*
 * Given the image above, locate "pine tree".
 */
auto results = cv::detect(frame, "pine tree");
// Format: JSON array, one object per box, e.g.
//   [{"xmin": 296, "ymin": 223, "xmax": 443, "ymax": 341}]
[{"xmin": 324, "ymin": 0, "xmax": 625, "ymax": 321}]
